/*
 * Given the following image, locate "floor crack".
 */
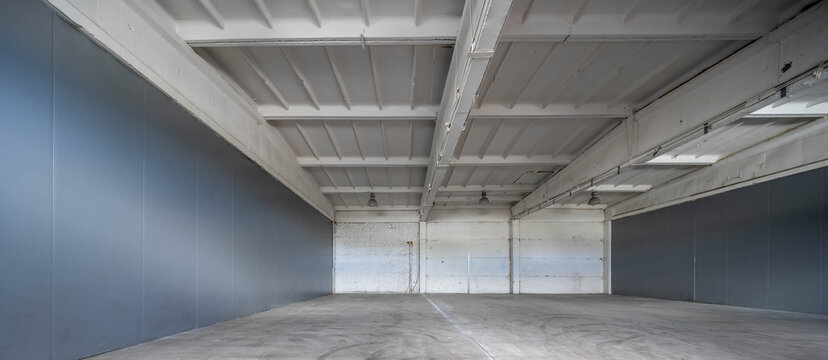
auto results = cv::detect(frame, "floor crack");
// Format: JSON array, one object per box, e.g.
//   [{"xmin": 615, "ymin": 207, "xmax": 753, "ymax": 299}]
[{"xmin": 424, "ymin": 295, "xmax": 496, "ymax": 360}]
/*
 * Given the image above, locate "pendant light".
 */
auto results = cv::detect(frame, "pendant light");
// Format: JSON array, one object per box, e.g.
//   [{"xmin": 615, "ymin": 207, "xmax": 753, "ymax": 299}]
[
  {"xmin": 367, "ymin": 192, "xmax": 378, "ymax": 207},
  {"xmin": 587, "ymin": 191, "xmax": 601, "ymax": 206},
  {"xmin": 478, "ymin": 191, "xmax": 490, "ymax": 206}
]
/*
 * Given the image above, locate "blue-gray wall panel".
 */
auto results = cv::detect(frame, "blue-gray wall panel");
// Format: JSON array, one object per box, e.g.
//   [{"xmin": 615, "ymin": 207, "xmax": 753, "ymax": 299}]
[
  {"xmin": 693, "ymin": 195, "xmax": 729, "ymax": 304},
  {"xmin": 768, "ymin": 171, "xmax": 823, "ymax": 313},
  {"xmin": 195, "ymin": 126, "xmax": 235, "ymax": 327},
  {"xmin": 823, "ymin": 168, "xmax": 828, "ymax": 314},
  {"xmin": 0, "ymin": 2, "xmax": 333, "ymax": 359},
  {"xmin": 52, "ymin": 17, "xmax": 145, "ymax": 359},
  {"xmin": 726, "ymin": 184, "xmax": 769, "ymax": 309},
  {"xmin": 612, "ymin": 204, "xmax": 694, "ymax": 300},
  {"xmin": 0, "ymin": 1, "xmax": 53, "ymax": 358},
  {"xmin": 143, "ymin": 86, "xmax": 199, "ymax": 340},
  {"xmin": 613, "ymin": 167, "xmax": 828, "ymax": 315}
]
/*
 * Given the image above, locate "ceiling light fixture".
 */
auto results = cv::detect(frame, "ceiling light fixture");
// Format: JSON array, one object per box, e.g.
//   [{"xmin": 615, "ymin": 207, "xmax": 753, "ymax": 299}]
[
  {"xmin": 479, "ymin": 191, "xmax": 490, "ymax": 206},
  {"xmin": 587, "ymin": 191, "xmax": 601, "ymax": 206},
  {"xmin": 367, "ymin": 193, "xmax": 378, "ymax": 207}
]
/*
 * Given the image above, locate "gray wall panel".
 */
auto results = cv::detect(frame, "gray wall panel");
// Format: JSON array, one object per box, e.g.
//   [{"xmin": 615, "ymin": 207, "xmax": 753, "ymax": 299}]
[
  {"xmin": 0, "ymin": 1, "xmax": 53, "ymax": 358},
  {"xmin": 612, "ymin": 205, "xmax": 694, "ymax": 300},
  {"xmin": 768, "ymin": 171, "xmax": 822, "ymax": 313},
  {"xmin": 232, "ymin": 159, "xmax": 263, "ymax": 318},
  {"xmin": 0, "ymin": 1, "xmax": 333, "ymax": 358},
  {"xmin": 143, "ymin": 86, "xmax": 199, "ymax": 340},
  {"xmin": 52, "ymin": 17, "xmax": 145, "ymax": 359},
  {"xmin": 693, "ymin": 195, "xmax": 728, "ymax": 304},
  {"xmin": 613, "ymin": 167, "xmax": 828, "ymax": 315},
  {"xmin": 195, "ymin": 125, "xmax": 236, "ymax": 327},
  {"xmin": 726, "ymin": 184, "xmax": 769, "ymax": 309},
  {"xmin": 823, "ymin": 168, "xmax": 828, "ymax": 314}
]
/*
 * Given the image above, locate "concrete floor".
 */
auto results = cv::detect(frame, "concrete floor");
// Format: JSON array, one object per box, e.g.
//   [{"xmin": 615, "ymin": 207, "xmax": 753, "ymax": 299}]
[{"xmin": 88, "ymin": 294, "xmax": 828, "ymax": 360}]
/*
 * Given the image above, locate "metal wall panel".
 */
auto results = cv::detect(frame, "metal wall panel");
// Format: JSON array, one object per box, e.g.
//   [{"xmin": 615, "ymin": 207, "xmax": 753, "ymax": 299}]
[
  {"xmin": 693, "ymin": 195, "xmax": 728, "ymax": 304},
  {"xmin": 52, "ymin": 16, "xmax": 146, "ymax": 359},
  {"xmin": 768, "ymin": 171, "xmax": 822, "ymax": 313},
  {"xmin": 233, "ymin": 159, "xmax": 264, "ymax": 318},
  {"xmin": 613, "ymin": 166, "xmax": 828, "ymax": 315},
  {"xmin": 0, "ymin": 2, "xmax": 333, "ymax": 358},
  {"xmin": 727, "ymin": 184, "xmax": 770, "ymax": 309},
  {"xmin": 195, "ymin": 125, "xmax": 236, "ymax": 327},
  {"xmin": 612, "ymin": 205, "xmax": 694, "ymax": 300},
  {"xmin": 0, "ymin": 1, "xmax": 53, "ymax": 358},
  {"xmin": 823, "ymin": 168, "xmax": 828, "ymax": 314},
  {"xmin": 143, "ymin": 86, "xmax": 199, "ymax": 340}
]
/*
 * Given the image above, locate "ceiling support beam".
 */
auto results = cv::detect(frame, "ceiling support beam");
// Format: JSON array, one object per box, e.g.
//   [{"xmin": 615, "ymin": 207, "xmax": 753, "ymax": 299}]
[
  {"xmin": 471, "ymin": 103, "xmax": 631, "ymax": 119},
  {"xmin": 237, "ymin": 48, "xmax": 290, "ymax": 110},
  {"xmin": 306, "ymin": 0, "xmax": 323, "ymax": 27},
  {"xmin": 46, "ymin": 0, "xmax": 335, "ymax": 219},
  {"xmin": 452, "ymin": 155, "xmax": 573, "ymax": 166},
  {"xmin": 500, "ymin": 13, "xmax": 771, "ymax": 42},
  {"xmin": 676, "ymin": 0, "xmax": 704, "ymax": 23},
  {"xmin": 608, "ymin": 43, "xmax": 694, "ymax": 107},
  {"xmin": 196, "ymin": 0, "xmax": 224, "ymax": 29},
  {"xmin": 252, "ymin": 0, "xmax": 273, "ymax": 29},
  {"xmin": 542, "ymin": 43, "xmax": 604, "ymax": 108},
  {"xmin": 369, "ymin": 46, "xmax": 384, "ymax": 110},
  {"xmin": 281, "ymin": 48, "xmax": 320, "ymax": 109},
  {"xmin": 568, "ymin": 0, "xmax": 591, "ymax": 24},
  {"xmin": 261, "ymin": 104, "xmax": 439, "ymax": 120},
  {"xmin": 575, "ymin": 43, "xmax": 650, "ymax": 107},
  {"xmin": 410, "ymin": 46, "xmax": 419, "ymax": 110},
  {"xmin": 512, "ymin": 2, "xmax": 828, "ymax": 219},
  {"xmin": 727, "ymin": 0, "xmax": 763, "ymax": 24},
  {"xmin": 418, "ymin": 0, "xmax": 519, "ymax": 220},
  {"xmin": 300, "ymin": 157, "xmax": 430, "ymax": 167},
  {"xmin": 325, "ymin": 47, "xmax": 352, "ymax": 110},
  {"xmin": 622, "ymin": 0, "xmax": 646, "ymax": 24},
  {"xmin": 476, "ymin": 42, "xmax": 513, "ymax": 109},
  {"xmin": 321, "ymin": 184, "xmax": 536, "ymax": 194},
  {"xmin": 360, "ymin": 0, "xmax": 371, "ymax": 26},
  {"xmin": 508, "ymin": 43, "xmax": 559, "ymax": 108},
  {"xmin": 298, "ymin": 154, "xmax": 572, "ymax": 168}
]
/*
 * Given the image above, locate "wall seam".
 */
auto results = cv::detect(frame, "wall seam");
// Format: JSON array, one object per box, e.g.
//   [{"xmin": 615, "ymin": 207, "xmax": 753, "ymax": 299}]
[
  {"xmin": 194, "ymin": 116, "xmax": 200, "ymax": 329},
  {"xmin": 141, "ymin": 81, "xmax": 147, "ymax": 341},
  {"xmin": 50, "ymin": 12, "xmax": 56, "ymax": 360}
]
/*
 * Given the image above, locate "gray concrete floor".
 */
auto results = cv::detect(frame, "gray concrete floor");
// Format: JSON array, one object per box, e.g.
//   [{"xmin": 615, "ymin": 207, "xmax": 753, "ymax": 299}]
[{"xmin": 88, "ymin": 294, "xmax": 828, "ymax": 360}]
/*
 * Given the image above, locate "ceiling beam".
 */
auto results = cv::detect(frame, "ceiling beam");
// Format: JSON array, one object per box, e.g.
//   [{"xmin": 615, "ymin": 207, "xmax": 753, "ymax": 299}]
[
  {"xmin": 320, "ymin": 184, "xmax": 536, "ymax": 194},
  {"xmin": 471, "ymin": 103, "xmax": 631, "ymax": 119},
  {"xmin": 261, "ymin": 104, "xmax": 439, "ymax": 121},
  {"xmin": 452, "ymin": 155, "xmax": 572, "ymax": 167},
  {"xmin": 306, "ymin": 0, "xmax": 323, "ymax": 27},
  {"xmin": 281, "ymin": 48, "xmax": 320, "ymax": 109},
  {"xmin": 419, "ymin": 0, "xmax": 520, "ymax": 220},
  {"xmin": 252, "ymin": 0, "xmax": 273, "ymax": 29},
  {"xmin": 298, "ymin": 153, "xmax": 571, "ymax": 168},
  {"xmin": 500, "ymin": 15, "xmax": 772, "ymax": 42},
  {"xmin": 196, "ymin": 0, "xmax": 224, "ymax": 29},
  {"xmin": 324, "ymin": 47, "xmax": 352, "ymax": 110},
  {"xmin": 48, "ymin": 0, "xmax": 335, "ymax": 219},
  {"xmin": 435, "ymin": 195, "xmax": 523, "ymax": 202},
  {"xmin": 322, "ymin": 186, "xmax": 424, "ymax": 194},
  {"xmin": 335, "ymin": 205, "xmax": 419, "ymax": 211},
  {"xmin": 237, "ymin": 48, "xmax": 289, "ymax": 110},
  {"xmin": 179, "ymin": 18, "xmax": 458, "ymax": 47},
  {"xmin": 299, "ymin": 157, "xmax": 430, "ymax": 167},
  {"xmin": 511, "ymin": 2, "xmax": 828, "ymax": 219}
]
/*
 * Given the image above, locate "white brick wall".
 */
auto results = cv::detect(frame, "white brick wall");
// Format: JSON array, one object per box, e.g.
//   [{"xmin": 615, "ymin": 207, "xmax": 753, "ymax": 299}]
[
  {"xmin": 517, "ymin": 209, "xmax": 605, "ymax": 294},
  {"xmin": 333, "ymin": 208, "xmax": 606, "ymax": 294},
  {"xmin": 334, "ymin": 222, "xmax": 419, "ymax": 293}
]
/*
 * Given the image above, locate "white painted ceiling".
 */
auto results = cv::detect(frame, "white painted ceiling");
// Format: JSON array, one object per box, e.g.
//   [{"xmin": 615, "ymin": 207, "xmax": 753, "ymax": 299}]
[{"xmin": 152, "ymin": 0, "xmax": 825, "ymax": 212}]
